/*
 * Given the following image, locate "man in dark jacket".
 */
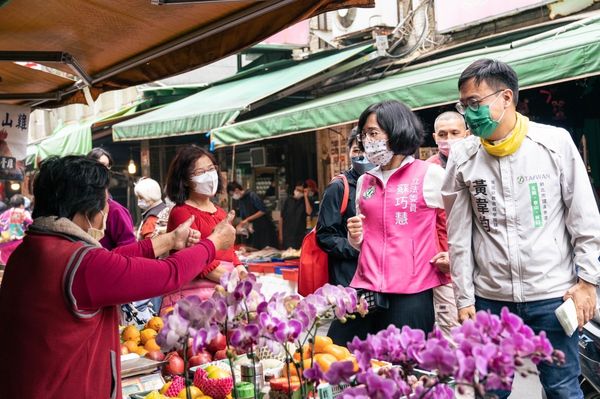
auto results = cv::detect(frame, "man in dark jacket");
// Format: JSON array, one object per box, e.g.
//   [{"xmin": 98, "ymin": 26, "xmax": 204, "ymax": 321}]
[{"xmin": 316, "ymin": 128, "xmax": 374, "ymax": 345}]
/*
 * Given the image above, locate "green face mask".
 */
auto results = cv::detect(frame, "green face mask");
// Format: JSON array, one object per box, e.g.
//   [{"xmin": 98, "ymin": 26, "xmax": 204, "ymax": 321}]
[{"xmin": 464, "ymin": 95, "xmax": 506, "ymax": 139}]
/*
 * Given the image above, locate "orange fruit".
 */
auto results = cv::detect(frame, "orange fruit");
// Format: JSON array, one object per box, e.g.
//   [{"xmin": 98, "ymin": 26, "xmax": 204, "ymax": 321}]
[
  {"xmin": 282, "ymin": 358, "xmax": 313, "ymax": 378},
  {"xmin": 123, "ymin": 340, "xmax": 139, "ymax": 353},
  {"xmin": 292, "ymin": 344, "xmax": 312, "ymax": 362},
  {"xmin": 140, "ymin": 328, "xmax": 158, "ymax": 345},
  {"xmin": 122, "ymin": 325, "xmax": 140, "ymax": 344},
  {"xmin": 348, "ymin": 356, "xmax": 359, "ymax": 372},
  {"xmin": 146, "ymin": 316, "xmax": 164, "ymax": 333},
  {"xmin": 313, "ymin": 336, "xmax": 333, "ymax": 354},
  {"xmin": 322, "ymin": 344, "xmax": 351, "ymax": 361},
  {"xmin": 282, "ymin": 362, "xmax": 296, "ymax": 377},
  {"xmin": 177, "ymin": 386, "xmax": 203, "ymax": 398},
  {"xmin": 134, "ymin": 347, "xmax": 149, "ymax": 357},
  {"xmin": 144, "ymin": 338, "xmax": 161, "ymax": 352},
  {"xmin": 313, "ymin": 353, "xmax": 337, "ymax": 372}
]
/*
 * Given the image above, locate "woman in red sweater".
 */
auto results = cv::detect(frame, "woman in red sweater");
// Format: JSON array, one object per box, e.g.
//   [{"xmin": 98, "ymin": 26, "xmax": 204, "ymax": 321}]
[
  {"xmin": 162, "ymin": 145, "xmax": 242, "ymax": 312},
  {"xmin": 0, "ymin": 156, "xmax": 236, "ymax": 399}
]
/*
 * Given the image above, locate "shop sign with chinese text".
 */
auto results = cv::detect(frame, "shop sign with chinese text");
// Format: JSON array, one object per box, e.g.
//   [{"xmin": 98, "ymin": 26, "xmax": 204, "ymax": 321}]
[{"xmin": 0, "ymin": 105, "xmax": 30, "ymax": 181}]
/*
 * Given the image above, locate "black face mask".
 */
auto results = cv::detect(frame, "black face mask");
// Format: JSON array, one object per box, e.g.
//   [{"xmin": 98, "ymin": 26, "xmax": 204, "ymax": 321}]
[{"xmin": 351, "ymin": 155, "xmax": 376, "ymax": 176}]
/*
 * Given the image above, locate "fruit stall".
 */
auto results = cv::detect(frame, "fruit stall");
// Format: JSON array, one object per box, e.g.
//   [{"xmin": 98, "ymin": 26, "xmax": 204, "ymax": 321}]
[
  {"xmin": 118, "ymin": 269, "xmax": 564, "ymax": 399},
  {"xmin": 238, "ymin": 247, "xmax": 300, "ymax": 296}
]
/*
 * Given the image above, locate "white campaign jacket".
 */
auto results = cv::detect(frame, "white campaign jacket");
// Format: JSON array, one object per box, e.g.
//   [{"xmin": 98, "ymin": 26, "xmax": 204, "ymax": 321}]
[{"xmin": 442, "ymin": 121, "xmax": 600, "ymax": 309}]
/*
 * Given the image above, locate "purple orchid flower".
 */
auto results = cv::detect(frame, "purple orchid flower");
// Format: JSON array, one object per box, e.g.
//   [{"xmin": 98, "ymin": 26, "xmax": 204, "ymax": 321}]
[
  {"xmin": 274, "ymin": 319, "xmax": 303, "ymax": 343},
  {"xmin": 420, "ymin": 340, "xmax": 457, "ymax": 377},
  {"xmin": 324, "ymin": 360, "xmax": 356, "ymax": 385},
  {"xmin": 359, "ymin": 370, "xmax": 398, "ymax": 399},
  {"xmin": 303, "ymin": 362, "xmax": 325, "ymax": 382},
  {"xmin": 229, "ymin": 324, "xmax": 260, "ymax": 352},
  {"xmin": 192, "ymin": 325, "xmax": 219, "ymax": 354},
  {"xmin": 339, "ymin": 386, "xmax": 370, "ymax": 399}
]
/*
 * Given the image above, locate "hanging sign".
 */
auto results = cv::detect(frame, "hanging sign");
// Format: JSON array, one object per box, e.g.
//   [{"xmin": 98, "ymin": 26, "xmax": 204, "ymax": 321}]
[{"xmin": 0, "ymin": 104, "xmax": 30, "ymax": 181}]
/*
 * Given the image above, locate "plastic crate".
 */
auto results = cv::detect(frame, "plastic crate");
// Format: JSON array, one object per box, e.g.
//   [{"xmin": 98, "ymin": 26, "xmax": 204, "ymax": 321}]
[
  {"xmin": 281, "ymin": 269, "xmax": 298, "ymax": 282},
  {"xmin": 317, "ymin": 382, "xmax": 351, "ymax": 398}
]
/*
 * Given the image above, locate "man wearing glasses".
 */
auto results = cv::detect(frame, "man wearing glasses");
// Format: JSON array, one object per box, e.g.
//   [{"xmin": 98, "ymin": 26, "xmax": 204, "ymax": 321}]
[{"xmin": 442, "ymin": 58, "xmax": 600, "ymax": 399}]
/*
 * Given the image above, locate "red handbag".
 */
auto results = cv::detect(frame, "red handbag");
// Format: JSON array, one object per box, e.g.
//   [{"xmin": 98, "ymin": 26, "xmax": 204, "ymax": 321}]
[{"xmin": 298, "ymin": 175, "xmax": 349, "ymax": 296}]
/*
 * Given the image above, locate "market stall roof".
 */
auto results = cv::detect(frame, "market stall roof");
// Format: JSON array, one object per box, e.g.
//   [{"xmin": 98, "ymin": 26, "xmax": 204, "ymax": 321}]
[
  {"xmin": 26, "ymin": 101, "xmax": 155, "ymax": 166},
  {"xmin": 26, "ymin": 120, "xmax": 95, "ymax": 167},
  {"xmin": 0, "ymin": 0, "xmax": 374, "ymax": 108},
  {"xmin": 210, "ymin": 14, "xmax": 600, "ymax": 147},
  {"xmin": 112, "ymin": 43, "xmax": 374, "ymax": 142}
]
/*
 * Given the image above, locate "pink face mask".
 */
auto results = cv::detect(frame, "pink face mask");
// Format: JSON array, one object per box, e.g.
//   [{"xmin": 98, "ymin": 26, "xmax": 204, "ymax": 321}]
[
  {"xmin": 438, "ymin": 138, "xmax": 465, "ymax": 157},
  {"xmin": 437, "ymin": 140, "xmax": 450, "ymax": 157}
]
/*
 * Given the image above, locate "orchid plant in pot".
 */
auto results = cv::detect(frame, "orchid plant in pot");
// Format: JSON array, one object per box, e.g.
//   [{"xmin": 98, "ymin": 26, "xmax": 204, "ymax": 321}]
[
  {"xmin": 158, "ymin": 268, "xmax": 564, "ymax": 399},
  {"xmin": 302, "ymin": 308, "xmax": 565, "ymax": 399},
  {"xmin": 157, "ymin": 268, "xmax": 368, "ymax": 399}
]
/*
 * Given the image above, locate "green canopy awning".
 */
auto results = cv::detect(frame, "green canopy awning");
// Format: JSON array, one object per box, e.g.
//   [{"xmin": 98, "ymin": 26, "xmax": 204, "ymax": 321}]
[
  {"xmin": 211, "ymin": 15, "xmax": 600, "ymax": 147},
  {"xmin": 112, "ymin": 44, "xmax": 373, "ymax": 142},
  {"xmin": 26, "ymin": 101, "xmax": 152, "ymax": 167},
  {"xmin": 26, "ymin": 120, "xmax": 94, "ymax": 167}
]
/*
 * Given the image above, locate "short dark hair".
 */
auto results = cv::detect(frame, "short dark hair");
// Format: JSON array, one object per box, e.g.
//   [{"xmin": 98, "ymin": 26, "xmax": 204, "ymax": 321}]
[
  {"xmin": 9, "ymin": 194, "xmax": 25, "ymax": 208},
  {"xmin": 227, "ymin": 181, "xmax": 243, "ymax": 193},
  {"xmin": 32, "ymin": 156, "xmax": 110, "ymax": 220},
  {"xmin": 357, "ymin": 100, "xmax": 423, "ymax": 155},
  {"xmin": 165, "ymin": 145, "xmax": 221, "ymax": 205},
  {"xmin": 347, "ymin": 127, "xmax": 358, "ymax": 150},
  {"xmin": 458, "ymin": 59, "xmax": 519, "ymax": 105},
  {"xmin": 87, "ymin": 147, "xmax": 114, "ymax": 168}
]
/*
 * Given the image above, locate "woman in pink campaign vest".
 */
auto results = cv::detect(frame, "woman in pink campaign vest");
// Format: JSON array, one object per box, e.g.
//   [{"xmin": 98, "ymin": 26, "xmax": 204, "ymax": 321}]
[{"xmin": 347, "ymin": 100, "xmax": 450, "ymax": 337}]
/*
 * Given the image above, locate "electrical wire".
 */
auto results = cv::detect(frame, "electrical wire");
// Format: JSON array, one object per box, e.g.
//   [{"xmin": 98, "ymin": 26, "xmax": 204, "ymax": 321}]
[{"xmin": 384, "ymin": 1, "xmax": 431, "ymax": 59}]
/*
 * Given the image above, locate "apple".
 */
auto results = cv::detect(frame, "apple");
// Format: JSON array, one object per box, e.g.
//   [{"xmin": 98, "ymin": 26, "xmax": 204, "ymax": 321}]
[
  {"xmin": 214, "ymin": 349, "xmax": 228, "ymax": 360},
  {"xmin": 177, "ymin": 338, "xmax": 194, "ymax": 358},
  {"xmin": 146, "ymin": 350, "xmax": 165, "ymax": 361},
  {"xmin": 207, "ymin": 333, "xmax": 226, "ymax": 353},
  {"xmin": 189, "ymin": 351, "xmax": 212, "ymax": 367},
  {"xmin": 120, "ymin": 344, "xmax": 129, "ymax": 355},
  {"xmin": 164, "ymin": 352, "xmax": 184, "ymax": 375}
]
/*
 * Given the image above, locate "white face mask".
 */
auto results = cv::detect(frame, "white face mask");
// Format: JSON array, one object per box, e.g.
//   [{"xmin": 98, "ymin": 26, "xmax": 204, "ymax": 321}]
[
  {"xmin": 87, "ymin": 210, "xmax": 107, "ymax": 241},
  {"xmin": 191, "ymin": 170, "xmax": 218, "ymax": 196},
  {"xmin": 232, "ymin": 193, "xmax": 241, "ymax": 200},
  {"xmin": 293, "ymin": 190, "xmax": 304, "ymax": 199},
  {"xmin": 137, "ymin": 199, "xmax": 149, "ymax": 210},
  {"xmin": 364, "ymin": 140, "xmax": 394, "ymax": 166}
]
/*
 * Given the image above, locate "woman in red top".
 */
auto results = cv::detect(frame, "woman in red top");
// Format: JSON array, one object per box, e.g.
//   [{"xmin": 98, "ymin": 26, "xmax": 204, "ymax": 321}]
[
  {"xmin": 0, "ymin": 156, "xmax": 236, "ymax": 398},
  {"xmin": 162, "ymin": 145, "xmax": 242, "ymax": 311}
]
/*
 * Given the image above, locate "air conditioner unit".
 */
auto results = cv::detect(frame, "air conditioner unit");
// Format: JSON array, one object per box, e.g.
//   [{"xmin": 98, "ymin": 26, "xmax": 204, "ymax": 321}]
[
  {"xmin": 331, "ymin": 0, "xmax": 399, "ymax": 39},
  {"xmin": 250, "ymin": 147, "xmax": 266, "ymax": 168}
]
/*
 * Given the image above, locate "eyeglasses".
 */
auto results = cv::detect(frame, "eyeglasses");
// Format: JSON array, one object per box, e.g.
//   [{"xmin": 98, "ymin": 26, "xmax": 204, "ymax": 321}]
[
  {"xmin": 192, "ymin": 165, "xmax": 216, "ymax": 176},
  {"xmin": 358, "ymin": 128, "xmax": 387, "ymax": 142},
  {"xmin": 455, "ymin": 89, "xmax": 503, "ymax": 115}
]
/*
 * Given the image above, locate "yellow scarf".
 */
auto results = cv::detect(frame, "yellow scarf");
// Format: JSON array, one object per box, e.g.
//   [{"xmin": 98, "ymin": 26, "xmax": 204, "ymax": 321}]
[{"xmin": 481, "ymin": 113, "xmax": 529, "ymax": 157}]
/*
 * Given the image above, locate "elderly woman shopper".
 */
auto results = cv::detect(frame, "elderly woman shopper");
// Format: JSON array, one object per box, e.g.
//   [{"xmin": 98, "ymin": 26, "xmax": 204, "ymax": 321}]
[
  {"xmin": 135, "ymin": 177, "xmax": 169, "ymax": 240},
  {"xmin": 0, "ymin": 156, "xmax": 235, "ymax": 399}
]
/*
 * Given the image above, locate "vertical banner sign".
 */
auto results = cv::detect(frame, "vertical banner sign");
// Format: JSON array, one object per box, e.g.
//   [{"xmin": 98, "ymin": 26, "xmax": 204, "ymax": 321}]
[{"xmin": 0, "ymin": 104, "xmax": 30, "ymax": 181}]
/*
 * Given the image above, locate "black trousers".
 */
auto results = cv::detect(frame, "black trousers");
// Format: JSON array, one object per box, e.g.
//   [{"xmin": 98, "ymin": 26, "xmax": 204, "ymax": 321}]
[{"xmin": 327, "ymin": 289, "xmax": 434, "ymax": 346}]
